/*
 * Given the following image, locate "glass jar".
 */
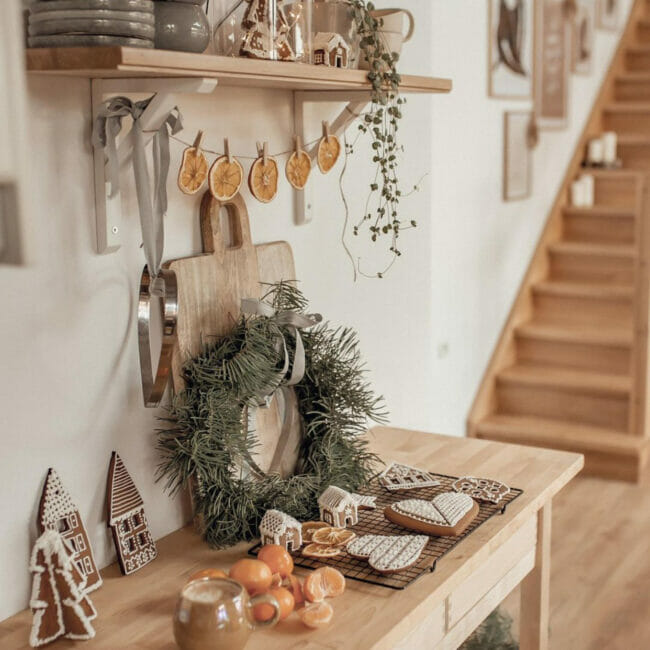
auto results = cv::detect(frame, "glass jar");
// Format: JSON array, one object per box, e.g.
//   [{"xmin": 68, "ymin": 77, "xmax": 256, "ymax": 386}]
[
  {"xmin": 312, "ymin": 0, "xmax": 360, "ymax": 68},
  {"xmin": 210, "ymin": 0, "xmax": 312, "ymax": 62}
]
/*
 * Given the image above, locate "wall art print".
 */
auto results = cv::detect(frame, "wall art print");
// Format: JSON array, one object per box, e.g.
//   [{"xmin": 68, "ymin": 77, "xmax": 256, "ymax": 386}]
[
  {"xmin": 534, "ymin": 0, "xmax": 570, "ymax": 129},
  {"xmin": 503, "ymin": 111, "xmax": 533, "ymax": 201},
  {"xmin": 597, "ymin": 0, "xmax": 619, "ymax": 30},
  {"xmin": 489, "ymin": 0, "xmax": 534, "ymax": 98},
  {"xmin": 572, "ymin": 0, "xmax": 595, "ymax": 75}
]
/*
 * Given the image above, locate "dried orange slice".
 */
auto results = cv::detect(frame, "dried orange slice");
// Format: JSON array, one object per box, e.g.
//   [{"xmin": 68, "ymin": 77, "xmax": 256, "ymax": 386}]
[
  {"xmin": 208, "ymin": 155, "xmax": 243, "ymax": 201},
  {"xmin": 298, "ymin": 601, "xmax": 333, "ymax": 629},
  {"xmin": 302, "ymin": 543, "xmax": 341, "ymax": 559},
  {"xmin": 312, "ymin": 527, "xmax": 355, "ymax": 547},
  {"xmin": 178, "ymin": 145, "xmax": 208, "ymax": 195},
  {"xmin": 317, "ymin": 135, "xmax": 341, "ymax": 174},
  {"xmin": 286, "ymin": 150, "xmax": 311, "ymax": 190},
  {"xmin": 302, "ymin": 522, "xmax": 329, "ymax": 543},
  {"xmin": 248, "ymin": 156, "xmax": 279, "ymax": 203}
]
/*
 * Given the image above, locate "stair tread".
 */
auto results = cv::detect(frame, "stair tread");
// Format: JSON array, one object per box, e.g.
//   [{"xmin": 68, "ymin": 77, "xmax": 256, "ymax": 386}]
[
  {"xmin": 516, "ymin": 321, "xmax": 633, "ymax": 346},
  {"xmin": 548, "ymin": 241, "xmax": 636, "ymax": 257},
  {"xmin": 616, "ymin": 72, "xmax": 650, "ymax": 81},
  {"xmin": 476, "ymin": 414, "xmax": 645, "ymax": 455},
  {"xmin": 563, "ymin": 205, "xmax": 637, "ymax": 218},
  {"xmin": 532, "ymin": 280, "xmax": 634, "ymax": 298},
  {"xmin": 498, "ymin": 363, "xmax": 631, "ymax": 394},
  {"xmin": 617, "ymin": 133, "xmax": 650, "ymax": 144},
  {"xmin": 604, "ymin": 101, "xmax": 650, "ymax": 112}
]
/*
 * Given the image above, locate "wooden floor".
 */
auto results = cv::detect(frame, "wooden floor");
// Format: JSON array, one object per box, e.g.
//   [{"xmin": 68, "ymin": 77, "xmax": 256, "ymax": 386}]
[{"xmin": 502, "ymin": 471, "xmax": 650, "ymax": 649}]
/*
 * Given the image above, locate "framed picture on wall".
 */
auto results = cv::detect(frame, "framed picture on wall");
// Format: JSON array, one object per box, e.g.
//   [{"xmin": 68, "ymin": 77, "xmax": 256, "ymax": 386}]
[
  {"xmin": 597, "ymin": 0, "xmax": 619, "ymax": 30},
  {"xmin": 572, "ymin": 0, "xmax": 595, "ymax": 75},
  {"xmin": 503, "ymin": 111, "xmax": 533, "ymax": 201},
  {"xmin": 489, "ymin": 0, "xmax": 534, "ymax": 98},
  {"xmin": 534, "ymin": 0, "xmax": 570, "ymax": 129}
]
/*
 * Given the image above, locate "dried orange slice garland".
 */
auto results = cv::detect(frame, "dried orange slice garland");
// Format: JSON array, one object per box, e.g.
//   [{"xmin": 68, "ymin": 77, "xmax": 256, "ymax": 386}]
[
  {"xmin": 285, "ymin": 136, "xmax": 311, "ymax": 190},
  {"xmin": 178, "ymin": 131, "xmax": 209, "ymax": 195},
  {"xmin": 302, "ymin": 543, "xmax": 342, "ymax": 559},
  {"xmin": 317, "ymin": 122, "xmax": 341, "ymax": 174},
  {"xmin": 249, "ymin": 142, "xmax": 279, "ymax": 203}
]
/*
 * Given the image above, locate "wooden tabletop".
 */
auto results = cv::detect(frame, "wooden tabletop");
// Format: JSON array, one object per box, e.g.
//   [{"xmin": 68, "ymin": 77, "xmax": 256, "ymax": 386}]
[{"xmin": 0, "ymin": 428, "xmax": 582, "ymax": 650}]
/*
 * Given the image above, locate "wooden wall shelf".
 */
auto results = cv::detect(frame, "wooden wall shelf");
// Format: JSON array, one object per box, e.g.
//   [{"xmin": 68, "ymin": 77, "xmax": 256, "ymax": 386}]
[{"xmin": 26, "ymin": 47, "xmax": 452, "ymax": 94}]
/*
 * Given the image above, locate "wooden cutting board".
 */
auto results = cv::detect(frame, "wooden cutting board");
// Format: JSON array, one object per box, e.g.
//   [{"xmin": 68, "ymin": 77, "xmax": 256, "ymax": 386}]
[{"xmin": 167, "ymin": 191, "xmax": 300, "ymax": 476}]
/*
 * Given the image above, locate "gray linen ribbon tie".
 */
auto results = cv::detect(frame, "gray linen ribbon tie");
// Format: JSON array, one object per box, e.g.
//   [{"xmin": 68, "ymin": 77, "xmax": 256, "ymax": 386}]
[
  {"xmin": 241, "ymin": 297, "xmax": 322, "ymax": 475},
  {"xmin": 92, "ymin": 96, "xmax": 183, "ymax": 296}
]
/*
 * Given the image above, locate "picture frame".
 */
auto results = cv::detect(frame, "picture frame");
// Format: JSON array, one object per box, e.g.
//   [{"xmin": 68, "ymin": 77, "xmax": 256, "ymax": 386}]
[
  {"xmin": 534, "ymin": 0, "xmax": 570, "ymax": 129},
  {"xmin": 572, "ymin": 0, "xmax": 596, "ymax": 75},
  {"xmin": 503, "ymin": 111, "xmax": 533, "ymax": 201},
  {"xmin": 597, "ymin": 0, "xmax": 619, "ymax": 31},
  {"xmin": 488, "ymin": 0, "xmax": 534, "ymax": 99}
]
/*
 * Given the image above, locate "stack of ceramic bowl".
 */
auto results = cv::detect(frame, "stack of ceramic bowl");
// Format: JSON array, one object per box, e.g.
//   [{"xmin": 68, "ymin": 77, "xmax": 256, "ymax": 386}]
[{"xmin": 28, "ymin": 0, "xmax": 155, "ymax": 49}]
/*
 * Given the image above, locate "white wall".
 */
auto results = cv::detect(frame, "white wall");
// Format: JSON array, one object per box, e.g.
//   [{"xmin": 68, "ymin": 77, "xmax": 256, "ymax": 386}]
[{"xmin": 0, "ymin": 0, "xmax": 632, "ymax": 620}]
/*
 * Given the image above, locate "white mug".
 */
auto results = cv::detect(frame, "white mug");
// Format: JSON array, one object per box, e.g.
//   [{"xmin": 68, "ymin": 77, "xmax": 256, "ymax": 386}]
[{"xmin": 371, "ymin": 8, "xmax": 415, "ymax": 43}]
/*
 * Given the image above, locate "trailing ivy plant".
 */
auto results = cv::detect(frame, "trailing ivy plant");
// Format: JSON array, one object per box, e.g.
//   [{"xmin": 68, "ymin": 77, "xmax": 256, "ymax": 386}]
[{"xmin": 346, "ymin": 0, "xmax": 417, "ymax": 278}]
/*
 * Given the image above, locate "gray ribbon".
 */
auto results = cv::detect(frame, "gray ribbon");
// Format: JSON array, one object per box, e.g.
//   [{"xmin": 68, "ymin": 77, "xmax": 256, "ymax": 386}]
[
  {"xmin": 92, "ymin": 96, "xmax": 183, "ymax": 295},
  {"xmin": 240, "ymin": 297, "xmax": 322, "ymax": 475}
]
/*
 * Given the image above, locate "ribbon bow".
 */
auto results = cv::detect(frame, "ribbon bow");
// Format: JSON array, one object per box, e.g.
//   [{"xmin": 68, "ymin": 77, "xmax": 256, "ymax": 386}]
[
  {"xmin": 241, "ymin": 297, "xmax": 322, "ymax": 394},
  {"xmin": 92, "ymin": 96, "xmax": 183, "ymax": 295}
]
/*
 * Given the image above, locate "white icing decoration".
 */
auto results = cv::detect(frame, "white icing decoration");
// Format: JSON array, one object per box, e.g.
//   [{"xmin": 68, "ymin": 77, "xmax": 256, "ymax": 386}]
[
  {"xmin": 392, "ymin": 492, "xmax": 474, "ymax": 527},
  {"xmin": 259, "ymin": 509, "xmax": 302, "ymax": 548},
  {"xmin": 318, "ymin": 486, "xmax": 358, "ymax": 528},
  {"xmin": 351, "ymin": 493, "xmax": 377, "ymax": 509},
  {"xmin": 369, "ymin": 536, "xmax": 429, "ymax": 572},
  {"xmin": 451, "ymin": 476, "xmax": 510, "ymax": 504},
  {"xmin": 378, "ymin": 462, "xmax": 441, "ymax": 491}
]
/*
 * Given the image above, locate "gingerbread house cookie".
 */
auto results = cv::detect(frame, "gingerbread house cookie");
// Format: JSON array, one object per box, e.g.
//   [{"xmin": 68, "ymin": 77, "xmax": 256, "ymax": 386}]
[
  {"xmin": 452, "ymin": 476, "xmax": 510, "ymax": 505},
  {"xmin": 378, "ymin": 462, "xmax": 440, "ymax": 492},
  {"xmin": 318, "ymin": 486, "xmax": 358, "ymax": 528},
  {"xmin": 106, "ymin": 452, "xmax": 158, "ymax": 576},
  {"xmin": 37, "ymin": 469, "xmax": 102, "ymax": 592},
  {"xmin": 384, "ymin": 492, "xmax": 479, "ymax": 537},
  {"xmin": 259, "ymin": 509, "xmax": 302, "ymax": 551}
]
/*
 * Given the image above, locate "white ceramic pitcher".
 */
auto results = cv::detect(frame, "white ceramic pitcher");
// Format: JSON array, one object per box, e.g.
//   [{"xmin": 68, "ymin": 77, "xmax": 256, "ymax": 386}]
[{"xmin": 360, "ymin": 7, "xmax": 415, "ymax": 69}]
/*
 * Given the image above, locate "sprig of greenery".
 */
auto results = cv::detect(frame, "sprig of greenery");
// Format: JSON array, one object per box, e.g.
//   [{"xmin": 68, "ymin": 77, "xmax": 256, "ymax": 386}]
[{"xmin": 157, "ymin": 282, "xmax": 387, "ymax": 548}]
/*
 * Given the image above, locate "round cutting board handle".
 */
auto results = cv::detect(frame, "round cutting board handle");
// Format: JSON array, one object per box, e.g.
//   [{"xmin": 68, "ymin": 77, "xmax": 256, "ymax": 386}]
[{"xmin": 199, "ymin": 191, "xmax": 253, "ymax": 255}]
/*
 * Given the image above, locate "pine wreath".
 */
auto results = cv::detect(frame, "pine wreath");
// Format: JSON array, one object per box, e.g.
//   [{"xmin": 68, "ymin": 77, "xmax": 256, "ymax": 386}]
[{"xmin": 157, "ymin": 282, "xmax": 387, "ymax": 548}]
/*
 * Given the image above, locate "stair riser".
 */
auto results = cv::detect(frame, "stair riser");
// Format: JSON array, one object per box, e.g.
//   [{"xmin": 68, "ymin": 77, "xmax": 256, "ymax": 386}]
[
  {"xmin": 593, "ymin": 176, "xmax": 640, "ymax": 209},
  {"xmin": 516, "ymin": 337, "xmax": 631, "ymax": 375},
  {"xmin": 625, "ymin": 50, "xmax": 650, "ymax": 71},
  {"xmin": 474, "ymin": 431, "xmax": 642, "ymax": 482},
  {"xmin": 549, "ymin": 252, "xmax": 635, "ymax": 285},
  {"xmin": 638, "ymin": 23, "xmax": 650, "ymax": 41},
  {"xmin": 619, "ymin": 143, "xmax": 650, "ymax": 169},
  {"xmin": 497, "ymin": 383, "xmax": 629, "ymax": 430},
  {"xmin": 603, "ymin": 110, "xmax": 650, "ymax": 134},
  {"xmin": 615, "ymin": 79, "xmax": 650, "ymax": 101},
  {"xmin": 563, "ymin": 214, "xmax": 635, "ymax": 244},
  {"xmin": 532, "ymin": 293, "xmax": 633, "ymax": 326}
]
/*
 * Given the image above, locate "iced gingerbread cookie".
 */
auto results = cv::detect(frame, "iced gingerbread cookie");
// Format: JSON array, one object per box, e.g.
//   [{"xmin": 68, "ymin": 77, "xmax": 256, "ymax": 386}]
[
  {"xmin": 384, "ymin": 492, "xmax": 479, "ymax": 537},
  {"xmin": 378, "ymin": 462, "xmax": 440, "ymax": 492},
  {"xmin": 452, "ymin": 476, "xmax": 510, "ymax": 505},
  {"xmin": 347, "ymin": 534, "xmax": 429, "ymax": 574}
]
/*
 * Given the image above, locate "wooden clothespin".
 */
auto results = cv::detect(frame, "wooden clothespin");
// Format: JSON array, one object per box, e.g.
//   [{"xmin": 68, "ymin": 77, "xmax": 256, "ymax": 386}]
[
  {"xmin": 257, "ymin": 141, "xmax": 269, "ymax": 165},
  {"xmin": 224, "ymin": 137, "xmax": 232, "ymax": 163},
  {"xmin": 322, "ymin": 121, "xmax": 331, "ymax": 142},
  {"xmin": 192, "ymin": 130, "xmax": 204, "ymax": 154},
  {"xmin": 294, "ymin": 135, "xmax": 303, "ymax": 154}
]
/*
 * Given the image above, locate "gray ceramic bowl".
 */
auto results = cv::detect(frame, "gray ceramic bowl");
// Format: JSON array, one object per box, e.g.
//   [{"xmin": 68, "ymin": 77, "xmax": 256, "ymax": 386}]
[
  {"xmin": 28, "ymin": 33, "xmax": 154, "ymax": 47},
  {"xmin": 29, "ymin": 10, "xmax": 155, "ymax": 25},
  {"xmin": 154, "ymin": 1, "xmax": 209, "ymax": 52},
  {"xmin": 30, "ymin": 0, "xmax": 153, "ymax": 13},
  {"xmin": 29, "ymin": 18, "xmax": 156, "ymax": 38}
]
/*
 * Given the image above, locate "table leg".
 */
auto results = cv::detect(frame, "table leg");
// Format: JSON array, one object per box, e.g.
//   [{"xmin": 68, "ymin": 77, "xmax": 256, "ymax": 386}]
[{"xmin": 519, "ymin": 503, "xmax": 551, "ymax": 650}]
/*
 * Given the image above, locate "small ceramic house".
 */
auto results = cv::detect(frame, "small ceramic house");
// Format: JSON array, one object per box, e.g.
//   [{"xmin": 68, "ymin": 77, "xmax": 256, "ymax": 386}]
[
  {"xmin": 313, "ymin": 32, "xmax": 349, "ymax": 68},
  {"xmin": 38, "ymin": 468, "xmax": 102, "ymax": 592},
  {"xmin": 259, "ymin": 509, "xmax": 302, "ymax": 550},
  {"xmin": 106, "ymin": 452, "xmax": 157, "ymax": 575},
  {"xmin": 317, "ymin": 485, "xmax": 358, "ymax": 528}
]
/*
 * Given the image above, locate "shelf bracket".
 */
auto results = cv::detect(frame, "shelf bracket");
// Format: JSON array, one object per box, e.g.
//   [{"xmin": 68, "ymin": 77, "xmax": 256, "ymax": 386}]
[
  {"xmin": 293, "ymin": 90, "xmax": 371, "ymax": 225},
  {"xmin": 91, "ymin": 76, "xmax": 218, "ymax": 254}
]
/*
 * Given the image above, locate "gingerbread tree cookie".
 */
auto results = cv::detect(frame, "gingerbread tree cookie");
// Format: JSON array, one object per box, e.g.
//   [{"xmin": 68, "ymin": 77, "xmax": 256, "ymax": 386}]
[
  {"xmin": 106, "ymin": 452, "xmax": 158, "ymax": 576},
  {"xmin": 37, "ymin": 469, "xmax": 102, "ymax": 593},
  {"xmin": 29, "ymin": 529, "xmax": 97, "ymax": 647}
]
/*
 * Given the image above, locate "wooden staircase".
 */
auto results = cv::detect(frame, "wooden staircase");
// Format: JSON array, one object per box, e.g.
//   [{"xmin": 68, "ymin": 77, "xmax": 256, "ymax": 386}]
[{"xmin": 468, "ymin": 0, "xmax": 650, "ymax": 482}]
